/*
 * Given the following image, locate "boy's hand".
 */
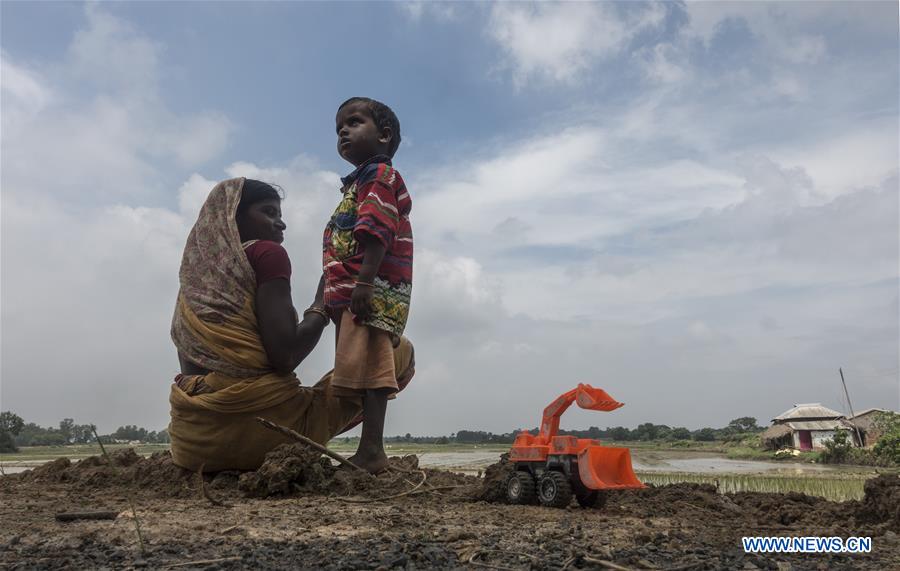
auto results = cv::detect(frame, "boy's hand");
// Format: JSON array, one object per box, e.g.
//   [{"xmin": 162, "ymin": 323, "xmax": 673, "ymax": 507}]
[
  {"xmin": 350, "ymin": 284, "xmax": 374, "ymax": 319},
  {"xmin": 314, "ymin": 273, "xmax": 325, "ymax": 306}
]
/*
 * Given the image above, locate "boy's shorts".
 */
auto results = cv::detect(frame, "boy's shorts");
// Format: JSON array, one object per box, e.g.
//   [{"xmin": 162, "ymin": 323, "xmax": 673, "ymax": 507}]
[{"xmin": 331, "ymin": 310, "xmax": 398, "ymax": 395}]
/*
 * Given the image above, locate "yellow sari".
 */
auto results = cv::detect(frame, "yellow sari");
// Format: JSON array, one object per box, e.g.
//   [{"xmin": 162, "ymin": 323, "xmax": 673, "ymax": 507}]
[{"xmin": 168, "ymin": 178, "xmax": 413, "ymax": 471}]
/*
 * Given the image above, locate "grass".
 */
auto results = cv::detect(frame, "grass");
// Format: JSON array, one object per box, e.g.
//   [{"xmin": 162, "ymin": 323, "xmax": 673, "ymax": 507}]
[{"xmin": 637, "ymin": 471, "xmax": 871, "ymax": 502}]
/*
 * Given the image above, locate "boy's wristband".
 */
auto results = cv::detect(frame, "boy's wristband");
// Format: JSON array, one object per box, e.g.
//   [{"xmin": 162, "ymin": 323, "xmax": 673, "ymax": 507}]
[{"xmin": 355, "ymin": 281, "xmax": 375, "ymax": 288}]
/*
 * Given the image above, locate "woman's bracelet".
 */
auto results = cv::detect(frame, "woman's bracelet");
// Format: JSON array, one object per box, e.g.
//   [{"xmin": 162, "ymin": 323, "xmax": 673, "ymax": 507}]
[
  {"xmin": 303, "ymin": 306, "xmax": 330, "ymax": 323},
  {"xmin": 355, "ymin": 280, "xmax": 375, "ymax": 288}
]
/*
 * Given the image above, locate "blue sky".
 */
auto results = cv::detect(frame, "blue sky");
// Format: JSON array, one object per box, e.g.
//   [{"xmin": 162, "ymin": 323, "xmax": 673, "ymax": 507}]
[{"xmin": 2, "ymin": 1, "xmax": 898, "ymax": 435}]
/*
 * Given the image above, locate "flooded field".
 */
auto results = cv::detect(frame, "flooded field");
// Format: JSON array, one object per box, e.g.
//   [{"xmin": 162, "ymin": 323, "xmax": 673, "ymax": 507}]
[{"xmin": 637, "ymin": 471, "xmax": 869, "ymax": 501}]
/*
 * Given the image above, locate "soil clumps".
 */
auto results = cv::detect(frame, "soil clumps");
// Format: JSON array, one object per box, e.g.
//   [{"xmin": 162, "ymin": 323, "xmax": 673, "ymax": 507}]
[
  {"xmin": 476, "ymin": 452, "xmax": 513, "ymax": 502},
  {"xmin": 15, "ymin": 449, "xmax": 196, "ymax": 497},
  {"xmin": 238, "ymin": 443, "xmax": 478, "ymax": 500},
  {"xmin": 856, "ymin": 473, "xmax": 900, "ymax": 528},
  {"xmin": 4, "ymin": 449, "xmax": 899, "ymax": 569}
]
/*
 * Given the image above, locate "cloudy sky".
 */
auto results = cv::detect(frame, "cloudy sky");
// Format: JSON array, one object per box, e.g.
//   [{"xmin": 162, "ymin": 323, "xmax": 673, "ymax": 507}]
[{"xmin": 2, "ymin": 2, "xmax": 898, "ymax": 436}]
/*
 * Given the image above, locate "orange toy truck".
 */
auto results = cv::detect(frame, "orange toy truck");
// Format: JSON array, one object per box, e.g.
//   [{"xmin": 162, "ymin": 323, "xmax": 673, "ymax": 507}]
[{"xmin": 506, "ymin": 384, "xmax": 645, "ymax": 508}]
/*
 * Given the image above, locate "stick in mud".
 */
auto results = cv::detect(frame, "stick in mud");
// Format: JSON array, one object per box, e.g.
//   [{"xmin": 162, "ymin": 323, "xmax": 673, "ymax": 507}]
[
  {"xmin": 55, "ymin": 511, "xmax": 120, "ymax": 522},
  {"xmin": 254, "ymin": 416, "xmax": 371, "ymax": 475},
  {"xmin": 163, "ymin": 556, "xmax": 243, "ymax": 569},
  {"xmin": 91, "ymin": 425, "xmax": 145, "ymax": 553},
  {"xmin": 338, "ymin": 469, "xmax": 429, "ymax": 504},
  {"xmin": 580, "ymin": 556, "xmax": 636, "ymax": 571},
  {"xmin": 196, "ymin": 463, "xmax": 229, "ymax": 508}
]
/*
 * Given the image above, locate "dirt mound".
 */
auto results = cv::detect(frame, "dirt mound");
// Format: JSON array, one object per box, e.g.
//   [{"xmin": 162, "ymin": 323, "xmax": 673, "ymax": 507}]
[
  {"xmin": 18, "ymin": 449, "xmax": 195, "ymax": 497},
  {"xmin": 606, "ymin": 482, "xmax": 726, "ymax": 517},
  {"xmin": 476, "ymin": 453, "xmax": 513, "ymax": 502},
  {"xmin": 856, "ymin": 473, "xmax": 900, "ymax": 527},
  {"xmin": 238, "ymin": 443, "xmax": 340, "ymax": 497},
  {"xmin": 238, "ymin": 443, "xmax": 478, "ymax": 500}
]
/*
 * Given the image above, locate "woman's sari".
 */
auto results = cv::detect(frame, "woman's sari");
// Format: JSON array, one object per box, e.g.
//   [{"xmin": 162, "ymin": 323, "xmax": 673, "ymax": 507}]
[{"xmin": 168, "ymin": 178, "xmax": 413, "ymax": 471}]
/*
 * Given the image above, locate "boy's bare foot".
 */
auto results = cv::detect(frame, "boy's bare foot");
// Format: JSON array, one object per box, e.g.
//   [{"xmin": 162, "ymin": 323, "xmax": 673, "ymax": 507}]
[{"xmin": 347, "ymin": 449, "xmax": 389, "ymax": 474}]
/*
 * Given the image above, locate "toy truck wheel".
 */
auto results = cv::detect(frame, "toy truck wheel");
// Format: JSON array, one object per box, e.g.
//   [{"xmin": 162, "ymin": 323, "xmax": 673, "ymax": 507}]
[
  {"xmin": 505, "ymin": 470, "xmax": 536, "ymax": 504},
  {"xmin": 537, "ymin": 471, "xmax": 573, "ymax": 508}
]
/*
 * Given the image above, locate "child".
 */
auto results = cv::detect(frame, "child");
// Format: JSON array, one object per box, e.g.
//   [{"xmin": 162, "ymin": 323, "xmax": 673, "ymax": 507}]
[{"xmin": 322, "ymin": 97, "xmax": 413, "ymax": 473}]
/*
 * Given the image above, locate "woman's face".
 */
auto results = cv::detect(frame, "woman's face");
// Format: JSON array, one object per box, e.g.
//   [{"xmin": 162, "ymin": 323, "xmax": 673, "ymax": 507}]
[{"xmin": 237, "ymin": 198, "xmax": 286, "ymax": 243}]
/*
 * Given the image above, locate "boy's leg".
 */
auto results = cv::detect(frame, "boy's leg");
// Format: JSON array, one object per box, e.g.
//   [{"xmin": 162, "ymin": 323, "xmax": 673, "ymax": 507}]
[
  {"xmin": 331, "ymin": 310, "xmax": 398, "ymax": 473},
  {"xmin": 346, "ymin": 388, "xmax": 391, "ymax": 473}
]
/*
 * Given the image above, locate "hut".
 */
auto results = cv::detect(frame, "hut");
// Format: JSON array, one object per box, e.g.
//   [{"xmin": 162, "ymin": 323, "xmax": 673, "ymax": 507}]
[
  {"xmin": 849, "ymin": 408, "xmax": 889, "ymax": 447},
  {"xmin": 761, "ymin": 403, "xmax": 858, "ymax": 451}
]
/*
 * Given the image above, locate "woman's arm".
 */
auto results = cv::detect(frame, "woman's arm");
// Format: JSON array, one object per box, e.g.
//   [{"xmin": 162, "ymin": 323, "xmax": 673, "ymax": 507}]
[{"xmin": 255, "ymin": 274, "xmax": 328, "ymax": 374}]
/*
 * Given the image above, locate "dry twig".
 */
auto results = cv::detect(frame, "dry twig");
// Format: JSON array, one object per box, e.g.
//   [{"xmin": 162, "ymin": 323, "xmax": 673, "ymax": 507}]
[
  {"xmin": 162, "ymin": 556, "xmax": 242, "ymax": 569},
  {"xmin": 467, "ymin": 549, "xmax": 546, "ymax": 570},
  {"xmin": 255, "ymin": 417, "xmax": 370, "ymax": 475},
  {"xmin": 580, "ymin": 556, "xmax": 636, "ymax": 571},
  {"xmin": 467, "ymin": 550, "xmax": 519, "ymax": 571},
  {"xmin": 55, "ymin": 511, "xmax": 119, "ymax": 522},
  {"xmin": 92, "ymin": 426, "xmax": 145, "ymax": 553},
  {"xmin": 338, "ymin": 469, "xmax": 428, "ymax": 503},
  {"xmin": 196, "ymin": 464, "xmax": 230, "ymax": 507}
]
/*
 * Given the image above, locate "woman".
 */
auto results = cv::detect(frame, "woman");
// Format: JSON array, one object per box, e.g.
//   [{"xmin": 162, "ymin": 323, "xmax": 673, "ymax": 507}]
[{"xmin": 168, "ymin": 178, "xmax": 414, "ymax": 472}]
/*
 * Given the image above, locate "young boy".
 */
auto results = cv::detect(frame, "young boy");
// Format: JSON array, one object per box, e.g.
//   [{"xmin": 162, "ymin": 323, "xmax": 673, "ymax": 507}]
[{"xmin": 322, "ymin": 97, "xmax": 412, "ymax": 473}]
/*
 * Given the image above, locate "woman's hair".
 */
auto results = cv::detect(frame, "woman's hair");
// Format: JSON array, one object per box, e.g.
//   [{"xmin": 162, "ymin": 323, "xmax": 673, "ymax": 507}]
[{"xmin": 237, "ymin": 179, "xmax": 283, "ymax": 217}]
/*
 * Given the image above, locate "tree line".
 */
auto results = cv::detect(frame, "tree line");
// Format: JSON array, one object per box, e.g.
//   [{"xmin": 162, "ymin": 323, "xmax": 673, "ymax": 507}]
[
  {"xmin": 362, "ymin": 417, "xmax": 764, "ymax": 445},
  {"xmin": 2, "ymin": 410, "xmax": 763, "ymax": 453},
  {"xmin": 453, "ymin": 416, "xmax": 762, "ymax": 444},
  {"xmin": 0, "ymin": 412, "xmax": 169, "ymax": 453}
]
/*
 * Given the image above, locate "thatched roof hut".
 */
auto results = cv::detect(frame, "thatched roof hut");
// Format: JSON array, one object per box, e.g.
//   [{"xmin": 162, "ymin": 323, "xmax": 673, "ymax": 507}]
[{"xmin": 763, "ymin": 403, "xmax": 858, "ymax": 451}]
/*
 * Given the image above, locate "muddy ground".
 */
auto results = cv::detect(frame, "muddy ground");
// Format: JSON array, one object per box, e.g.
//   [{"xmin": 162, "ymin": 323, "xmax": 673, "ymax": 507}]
[{"xmin": 1, "ymin": 446, "xmax": 897, "ymax": 570}]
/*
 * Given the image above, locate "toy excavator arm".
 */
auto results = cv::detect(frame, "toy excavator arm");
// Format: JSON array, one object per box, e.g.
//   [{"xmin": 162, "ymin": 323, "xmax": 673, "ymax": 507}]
[{"xmin": 538, "ymin": 383, "xmax": 623, "ymax": 440}]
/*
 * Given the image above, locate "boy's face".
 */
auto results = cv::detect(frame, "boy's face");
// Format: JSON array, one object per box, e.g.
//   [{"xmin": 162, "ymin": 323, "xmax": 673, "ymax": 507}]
[{"xmin": 335, "ymin": 101, "xmax": 391, "ymax": 167}]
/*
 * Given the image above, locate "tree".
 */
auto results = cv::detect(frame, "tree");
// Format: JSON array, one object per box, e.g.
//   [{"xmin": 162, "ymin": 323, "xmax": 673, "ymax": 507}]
[
  {"xmin": 726, "ymin": 417, "xmax": 760, "ymax": 433},
  {"xmin": 0, "ymin": 412, "xmax": 24, "ymax": 435},
  {"xmin": 669, "ymin": 427, "xmax": 692, "ymax": 440},
  {"xmin": 872, "ymin": 412, "xmax": 900, "ymax": 465},
  {"xmin": 693, "ymin": 428, "xmax": 717, "ymax": 441},
  {"xmin": 607, "ymin": 426, "xmax": 632, "ymax": 441},
  {"xmin": 59, "ymin": 418, "xmax": 75, "ymax": 444},
  {"xmin": 821, "ymin": 430, "xmax": 852, "ymax": 463},
  {"xmin": 0, "ymin": 412, "xmax": 25, "ymax": 453}
]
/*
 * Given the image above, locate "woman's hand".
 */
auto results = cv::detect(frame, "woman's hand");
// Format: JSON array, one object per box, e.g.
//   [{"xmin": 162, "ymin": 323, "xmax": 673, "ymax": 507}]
[{"xmin": 350, "ymin": 283, "xmax": 374, "ymax": 319}]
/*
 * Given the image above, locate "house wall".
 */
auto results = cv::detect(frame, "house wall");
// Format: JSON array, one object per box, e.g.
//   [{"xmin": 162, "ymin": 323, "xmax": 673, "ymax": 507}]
[
  {"xmin": 811, "ymin": 430, "xmax": 838, "ymax": 450},
  {"xmin": 791, "ymin": 429, "xmax": 855, "ymax": 450}
]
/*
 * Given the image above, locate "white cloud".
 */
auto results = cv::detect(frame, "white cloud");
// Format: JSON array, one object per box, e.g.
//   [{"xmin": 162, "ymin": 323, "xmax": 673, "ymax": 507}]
[
  {"xmin": 68, "ymin": 3, "xmax": 162, "ymax": 96},
  {"xmin": 0, "ymin": 54, "xmax": 54, "ymax": 133},
  {"xmin": 784, "ymin": 35, "xmax": 827, "ymax": 65},
  {"xmin": 1, "ymin": 2, "xmax": 896, "ymax": 437},
  {"xmin": 634, "ymin": 43, "xmax": 690, "ymax": 85},
  {"xmin": 1, "ymin": 6, "xmax": 233, "ymax": 206},
  {"xmin": 683, "ymin": 3, "xmax": 834, "ymax": 68},
  {"xmin": 488, "ymin": 2, "xmax": 649, "ymax": 86},
  {"xmin": 773, "ymin": 124, "xmax": 899, "ymax": 199}
]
